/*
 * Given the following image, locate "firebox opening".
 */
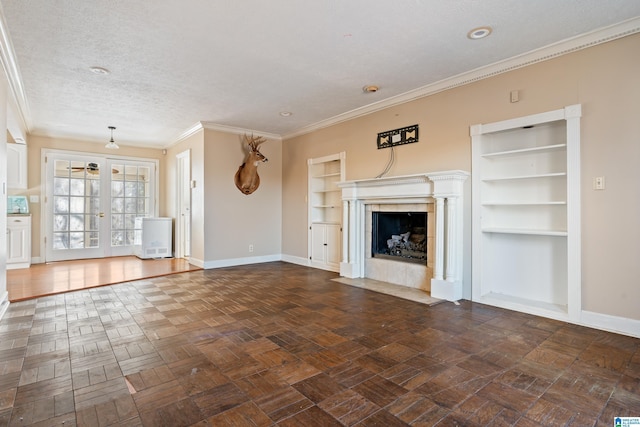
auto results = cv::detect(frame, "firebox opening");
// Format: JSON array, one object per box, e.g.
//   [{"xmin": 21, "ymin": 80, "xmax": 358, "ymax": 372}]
[{"xmin": 372, "ymin": 211, "xmax": 427, "ymax": 264}]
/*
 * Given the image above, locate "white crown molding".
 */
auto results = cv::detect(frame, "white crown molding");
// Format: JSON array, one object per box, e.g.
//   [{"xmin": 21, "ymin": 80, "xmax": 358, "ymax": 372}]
[
  {"xmin": 167, "ymin": 121, "xmax": 204, "ymax": 148},
  {"xmin": 0, "ymin": 7, "xmax": 31, "ymax": 133},
  {"xmin": 167, "ymin": 121, "xmax": 282, "ymax": 148},
  {"xmin": 199, "ymin": 121, "xmax": 281, "ymax": 140},
  {"xmin": 282, "ymin": 16, "xmax": 640, "ymax": 140},
  {"xmin": 28, "ymin": 127, "xmax": 168, "ymax": 150}
]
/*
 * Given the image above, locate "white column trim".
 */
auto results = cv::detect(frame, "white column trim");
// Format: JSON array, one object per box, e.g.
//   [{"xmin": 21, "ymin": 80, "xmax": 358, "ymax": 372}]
[
  {"xmin": 434, "ymin": 197, "xmax": 445, "ymax": 281},
  {"xmin": 445, "ymin": 196, "xmax": 458, "ymax": 282}
]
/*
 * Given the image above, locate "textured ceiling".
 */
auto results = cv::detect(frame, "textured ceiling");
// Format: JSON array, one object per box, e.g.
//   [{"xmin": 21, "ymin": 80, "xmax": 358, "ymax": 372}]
[{"xmin": 1, "ymin": 1, "xmax": 640, "ymax": 147}]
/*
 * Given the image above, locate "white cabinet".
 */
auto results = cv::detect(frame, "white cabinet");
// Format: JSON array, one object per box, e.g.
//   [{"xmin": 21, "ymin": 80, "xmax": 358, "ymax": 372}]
[
  {"xmin": 308, "ymin": 152, "xmax": 345, "ymax": 272},
  {"xmin": 7, "ymin": 215, "xmax": 31, "ymax": 269},
  {"xmin": 7, "ymin": 143, "xmax": 27, "ymax": 189},
  {"xmin": 471, "ymin": 105, "xmax": 581, "ymax": 322},
  {"xmin": 311, "ymin": 223, "xmax": 341, "ymax": 270}
]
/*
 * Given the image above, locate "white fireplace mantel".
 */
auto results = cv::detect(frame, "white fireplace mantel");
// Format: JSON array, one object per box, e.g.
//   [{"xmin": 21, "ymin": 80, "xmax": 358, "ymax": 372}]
[{"xmin": 338, "ymin": 170, "xmax": 469, "ymax": 301}]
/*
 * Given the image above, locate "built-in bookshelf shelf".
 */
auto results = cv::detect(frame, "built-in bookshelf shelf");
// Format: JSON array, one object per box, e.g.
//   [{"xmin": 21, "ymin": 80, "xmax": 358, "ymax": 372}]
[
  {"xmin": 312, "ymin": 172, "xmax": 341, "ymax": 178},
  {"xmin": 482, "ymin": 172, "xmax": 566, "ymax": 182},
  {"xmin": 481, "ymin": 227, "xmax": 568, "ymax": 237},
  {"xmin": 481, "ymin": 143, "xmax": 567, "ymax": 158},
  {"xmin": 481, "ymin": 201, "xmax": 566, "ymax": 206}
]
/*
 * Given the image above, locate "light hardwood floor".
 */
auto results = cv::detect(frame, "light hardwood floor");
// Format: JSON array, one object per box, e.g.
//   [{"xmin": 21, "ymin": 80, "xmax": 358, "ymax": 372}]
[{"xmin": 6, "ymin": 256, "xmax": 201, "ymax": 301}]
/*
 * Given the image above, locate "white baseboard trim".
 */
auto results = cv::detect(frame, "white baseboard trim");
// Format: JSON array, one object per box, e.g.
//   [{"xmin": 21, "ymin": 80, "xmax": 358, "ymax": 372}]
[
  {"xmin": 281, "ymin": 254, "xmax": 310, "ymax": 267},
  {"xmin": 581, "ymin": 310, "xmax": 640, "ymax": 339},
  {"xmin": 202, "ymin": 254, "xmax": 282, "ymax": 269},
  {"xmin": 7, "ymin": 262, "xmax": 30, "ymax": 270},
  {"xmin": 31, "ymin": 257, "xmax": 43, "ymax": 264},
  {"xmin": 0, "ymin": 291, "xmax": 9, "ymax": 322},
  {"xmin": 187, "ymin": 257, "xmax": 205, "ymax": 268}
]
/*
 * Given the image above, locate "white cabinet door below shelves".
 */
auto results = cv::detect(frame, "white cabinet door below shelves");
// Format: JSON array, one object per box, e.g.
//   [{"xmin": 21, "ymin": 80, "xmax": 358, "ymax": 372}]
[
  {"xmin": 325, "ymin": 224, "xmax": 341, "ymax": 267},
  {"xmin": 7, "ymin": 216, "xmax": 31, "ymax": 269},
  {"xmin": 311, "ymin": 225, "xmax": 327, "ymax": 264},
  {"xmin": 310, "ymin": 223, "xmax": 341, "ymax": 272}
]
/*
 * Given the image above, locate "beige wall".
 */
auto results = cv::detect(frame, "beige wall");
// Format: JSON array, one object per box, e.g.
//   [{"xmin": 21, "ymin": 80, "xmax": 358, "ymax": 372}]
[
  {"xmin": 282, "ymin": 33, "xmax": 640, "ymax": 321},
  {"xmin": 201, "ymin": 129, "xmax": 282, "ymax": 262},
  {"xmin": 164, "ymin": 128, "xmax": 283, "ymax": 265},
  {"xmin": 18, "ymin": 135, "xmax": 165, "ymax": 259}
]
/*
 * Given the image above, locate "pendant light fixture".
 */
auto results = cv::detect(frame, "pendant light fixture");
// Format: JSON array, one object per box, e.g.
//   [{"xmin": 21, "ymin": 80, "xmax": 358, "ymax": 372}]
[{"xmin": 105, "ymin": 126, "xmax": 119, "ymax": 149}]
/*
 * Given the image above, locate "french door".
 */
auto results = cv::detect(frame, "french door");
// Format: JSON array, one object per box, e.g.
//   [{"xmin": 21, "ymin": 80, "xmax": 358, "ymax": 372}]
[{"xmin": 44, "ymin": 151, "xmax": 157, "ymax": 262}]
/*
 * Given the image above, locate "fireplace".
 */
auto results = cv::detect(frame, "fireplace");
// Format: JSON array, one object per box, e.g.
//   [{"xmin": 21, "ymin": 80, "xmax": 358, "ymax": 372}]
[
  {"xmin": 372, "ymin": 211, "xmax": 427, "ymax": 264},
  {"xmin": 338, "ymin": 171, "xmax": 469, "ymax": 301},
  {"xmin": 364, "ymin": 203, "xmax": 433, "ymax": 291}
]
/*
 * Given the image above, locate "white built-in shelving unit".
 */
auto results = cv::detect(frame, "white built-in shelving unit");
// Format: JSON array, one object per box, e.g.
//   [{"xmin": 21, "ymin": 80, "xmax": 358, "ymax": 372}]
[
  {"xmin": 471, "ymin": 105, "xmax": 581, "ymax": 322},
  {"xmin": 308, "ymin": 152, "xmax": 345, "ymax": 272}
]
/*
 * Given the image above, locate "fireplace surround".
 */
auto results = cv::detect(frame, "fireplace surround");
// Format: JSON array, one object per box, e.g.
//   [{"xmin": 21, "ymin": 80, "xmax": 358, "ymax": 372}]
[{"xmin": 338, "ymin": 171, "xmax": 469, "ymax": 301}]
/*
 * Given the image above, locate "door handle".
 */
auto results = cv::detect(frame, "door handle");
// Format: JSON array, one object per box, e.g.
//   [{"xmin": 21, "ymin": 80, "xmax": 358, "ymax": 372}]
[{"xmin": 98, "ymin": 212, "xmax": 105, "ymax": 218}]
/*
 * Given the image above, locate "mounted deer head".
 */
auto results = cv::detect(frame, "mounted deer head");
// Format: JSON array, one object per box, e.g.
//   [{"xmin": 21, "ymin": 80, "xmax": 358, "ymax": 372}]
[{"xmin": 234, "ymin": 134, "xmax": 268, "ymax": 195}]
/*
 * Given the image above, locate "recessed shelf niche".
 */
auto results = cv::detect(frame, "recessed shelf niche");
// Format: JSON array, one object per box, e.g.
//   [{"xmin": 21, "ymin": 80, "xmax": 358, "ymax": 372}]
[{"xmin": 471, "ymin": 105, "xmax": 581, "ymax": 322}]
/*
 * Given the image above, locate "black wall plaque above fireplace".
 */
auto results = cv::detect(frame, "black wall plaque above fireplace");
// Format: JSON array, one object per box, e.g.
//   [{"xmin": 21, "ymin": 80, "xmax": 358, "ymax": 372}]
[{"xmin": 372, "ymin": 211, "xmax": 427, "ymax": 264}]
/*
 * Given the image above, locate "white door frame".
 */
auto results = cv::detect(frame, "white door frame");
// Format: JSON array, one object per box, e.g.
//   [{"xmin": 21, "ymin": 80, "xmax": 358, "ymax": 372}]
[{"xmin": 175, "ymin": 149, "xmax": 191, "ymax": 258}]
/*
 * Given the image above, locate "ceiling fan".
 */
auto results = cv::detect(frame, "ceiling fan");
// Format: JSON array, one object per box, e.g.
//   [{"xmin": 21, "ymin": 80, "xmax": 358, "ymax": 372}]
[{"xmin": 68, "ymin": 162, "xmax": 119, "ymax": 175}]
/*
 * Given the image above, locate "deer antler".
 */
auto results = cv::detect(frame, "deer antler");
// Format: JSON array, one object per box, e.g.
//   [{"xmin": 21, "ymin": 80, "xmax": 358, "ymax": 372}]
[{"xmin": 245, "ymin": 134, "xmax": 267, "ymax": 150}]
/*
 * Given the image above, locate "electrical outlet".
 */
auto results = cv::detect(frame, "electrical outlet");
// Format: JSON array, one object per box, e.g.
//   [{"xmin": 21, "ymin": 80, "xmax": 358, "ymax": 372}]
[
  {"xmin": 593, "ymin": 176, "xmax": 605, "ymax": 190},
  {"xmin": 249, "ymin": 244, "xmax": 254, "ymax": 252}
]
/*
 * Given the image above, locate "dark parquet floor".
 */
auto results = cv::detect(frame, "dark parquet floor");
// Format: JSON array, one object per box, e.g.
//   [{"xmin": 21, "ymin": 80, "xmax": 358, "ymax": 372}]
[{"xmin": 0, "ymin": 261, "xmax": 638, "ymax": 426}]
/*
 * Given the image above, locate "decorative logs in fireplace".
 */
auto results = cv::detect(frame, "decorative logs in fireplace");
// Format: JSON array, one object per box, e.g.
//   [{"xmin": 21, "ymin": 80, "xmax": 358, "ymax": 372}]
[{"xmin": 372, "ymin": 211, "xmax": 427, "ymax": 264}]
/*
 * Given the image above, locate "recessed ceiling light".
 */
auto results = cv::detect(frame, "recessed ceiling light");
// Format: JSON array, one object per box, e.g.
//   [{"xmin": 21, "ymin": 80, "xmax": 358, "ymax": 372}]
[
  {"xmin": 363, "ymin": 85, "xmax": 379, "ymax": 93},
  {"xmin": 279, "ymin": 111, "xmax": 292, "ymax": 117},
  {"xmin": 467, "ymin": 26, "xmax": 492, "ymax": 40},
  {"xmin": 89, "ymin": 66, "xmax": 110, "ymax": 75}
]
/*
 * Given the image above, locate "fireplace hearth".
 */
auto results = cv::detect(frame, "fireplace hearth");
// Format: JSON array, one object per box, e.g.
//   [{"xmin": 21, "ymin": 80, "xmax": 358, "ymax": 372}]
[{"xmin": 372, "ymin": 212, "xmax": 427, "ymax": 264}]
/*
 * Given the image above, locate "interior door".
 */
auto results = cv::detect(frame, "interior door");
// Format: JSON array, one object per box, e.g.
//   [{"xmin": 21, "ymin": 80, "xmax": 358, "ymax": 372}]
[
  {"xmin": 45, "ymin": 154, "xmax": 109, "ymax": 261},
  {"xmin": 176, "ymin": 150, "xmax": 191, "ymax": 258}
]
